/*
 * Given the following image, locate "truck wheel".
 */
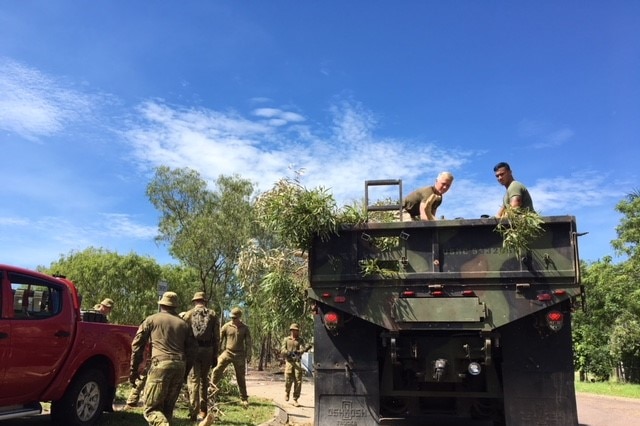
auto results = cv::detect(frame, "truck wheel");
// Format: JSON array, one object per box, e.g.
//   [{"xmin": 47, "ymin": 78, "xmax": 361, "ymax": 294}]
[{"xmin": 51, "ymin": 368, "xmax": 107, "ymax": 426}]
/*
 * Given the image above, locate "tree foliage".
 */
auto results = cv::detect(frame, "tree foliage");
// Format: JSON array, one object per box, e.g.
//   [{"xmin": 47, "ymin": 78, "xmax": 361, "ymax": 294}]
[
  {"xmin": 146, "ymin": 166, "xmax": 255, "ymax": 313},
  {"xmin": 254, "ymin": 172, "xmax": 339, "ymax": 253},
  {"xmin": 41, "ymin": 248, "xmax": 164, "ymax": 325},
  {"xmin": 494, "ymin": 207, "xmax": 544, "ymax": 259},
  {"xmin": 574, "ymin": 189, "xmax": 640, "ymax": 383}
]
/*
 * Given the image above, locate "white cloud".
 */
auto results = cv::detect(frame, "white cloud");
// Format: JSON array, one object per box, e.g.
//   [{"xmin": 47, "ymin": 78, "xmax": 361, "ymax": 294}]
[
  {"xmin": 517, "ymin": 118, "xmax": 575, "ymax": 149},
  {"xmin": 0, "ymin": 58, "xmax": 95, "ymax": 140}
]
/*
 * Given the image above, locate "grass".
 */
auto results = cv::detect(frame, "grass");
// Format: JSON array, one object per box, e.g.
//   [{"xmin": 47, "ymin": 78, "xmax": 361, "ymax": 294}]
[
  {"xmin": 575, "ymin": 380, "xmax": 640, "ymax": 399},
  {"xmin": 104, "ymin": 383, "xmax": 275, "ymax": 426}
]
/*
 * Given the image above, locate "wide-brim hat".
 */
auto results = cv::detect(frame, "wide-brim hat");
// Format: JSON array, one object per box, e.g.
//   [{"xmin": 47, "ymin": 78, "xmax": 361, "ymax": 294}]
[
  {"xmin": 289, "ymin": 323, "xmax": 300, "ymax": 330},
  {"xmin": 101, "ymin": 298, "xmax": 114, "ymax": 308},
  {"xmin": 158, "ymin": 291, "xmax": 179, "ymax": 307},
  {"xmin": 192, "ymin": 291, "xmax": 206, "ymax": 302}
]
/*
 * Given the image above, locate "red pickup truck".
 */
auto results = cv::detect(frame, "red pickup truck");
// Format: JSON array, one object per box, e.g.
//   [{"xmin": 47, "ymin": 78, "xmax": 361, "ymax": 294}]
[{"xmin": 0, "ymin": 264, "xmax": 138, "ymax": 425}]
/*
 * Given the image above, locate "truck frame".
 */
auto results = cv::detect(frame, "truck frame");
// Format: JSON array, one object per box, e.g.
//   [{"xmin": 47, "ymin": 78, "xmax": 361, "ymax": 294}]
[{"xmin": 308, "ymin": 180, "xmax": 583, "ymax": 425}]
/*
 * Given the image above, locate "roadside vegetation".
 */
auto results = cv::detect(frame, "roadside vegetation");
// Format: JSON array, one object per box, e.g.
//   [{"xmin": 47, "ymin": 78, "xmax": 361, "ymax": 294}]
[{"xmin": 576, "ymin": 380, "xmax": 640, "ymax": 399}]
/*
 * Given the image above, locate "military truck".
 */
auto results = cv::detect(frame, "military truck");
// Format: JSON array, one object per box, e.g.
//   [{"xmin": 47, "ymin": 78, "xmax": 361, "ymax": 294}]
[{"xmin": 307, "ymin": 180, "xmax": 584, "ymax": 425}]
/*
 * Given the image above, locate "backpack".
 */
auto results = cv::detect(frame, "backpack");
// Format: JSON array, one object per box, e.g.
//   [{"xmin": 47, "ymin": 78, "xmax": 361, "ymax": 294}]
[{"xmin": 191, "ymin": 307, "xmax": 211, "ymax": 340}]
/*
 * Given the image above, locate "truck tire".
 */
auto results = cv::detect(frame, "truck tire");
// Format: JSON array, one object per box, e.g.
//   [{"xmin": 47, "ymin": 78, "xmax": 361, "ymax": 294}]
[{"xmin": 50, "ymin": 368, "xmax": 107, "ymax": 426}]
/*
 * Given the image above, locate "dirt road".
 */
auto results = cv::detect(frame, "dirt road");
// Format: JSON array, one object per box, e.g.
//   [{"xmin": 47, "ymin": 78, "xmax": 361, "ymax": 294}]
[{"xmin": 245, "ymin": 368, "xmax": 640, "ymax": 426}]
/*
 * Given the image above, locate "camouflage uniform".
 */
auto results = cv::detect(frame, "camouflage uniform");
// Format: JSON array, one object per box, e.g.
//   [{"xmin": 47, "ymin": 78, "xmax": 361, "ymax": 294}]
[
  {"xmin": 182, "ymin": 292, "xmax": 219, "ymax": 420},
  {"xmin": 130, "ymin": 292, "xmax": 197, "ymax": 426},
  {"xmin": 126, "ymin": 373, "xmax": 147, "ymax": 406},
  {"xmin": 210, "ymin": 307, "xmax": 252, "ymax": 404},
  {"xmin": 402, "ymin": 186, "xmax": 442, "ymax": 220},
  {"xmin": 280, "ymin": 323, "xmax": 309, "ymax": 405}
]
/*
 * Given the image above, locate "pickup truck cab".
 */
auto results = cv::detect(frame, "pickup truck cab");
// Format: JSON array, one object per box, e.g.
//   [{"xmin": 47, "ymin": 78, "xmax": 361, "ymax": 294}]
[{"xmin": 0, "ymin": 264, "xmax": 138, "ymax": 425}]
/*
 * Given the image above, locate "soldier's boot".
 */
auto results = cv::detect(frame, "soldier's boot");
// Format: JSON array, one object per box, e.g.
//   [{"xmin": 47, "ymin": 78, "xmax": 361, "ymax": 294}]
[
  {"xmin": 241, "ymin": 399, "xmax": 249, "ymax": 408},
  {"xmin": 284, "ymin": 392, "xmax": 289, "ymax": 402},
  {"xmin": 198, "ymin": 413, "xmax": 214, "ymax": 426},
  {"xmin": 292, "ymin": 399, "xmax": 300, "ymax": 407}
]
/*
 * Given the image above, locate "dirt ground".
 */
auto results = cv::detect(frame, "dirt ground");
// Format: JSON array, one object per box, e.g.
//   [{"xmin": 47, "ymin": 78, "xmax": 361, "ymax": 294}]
[{"xmin": 245, "ymin": 366, "xmax": 314, "ymax": 426}]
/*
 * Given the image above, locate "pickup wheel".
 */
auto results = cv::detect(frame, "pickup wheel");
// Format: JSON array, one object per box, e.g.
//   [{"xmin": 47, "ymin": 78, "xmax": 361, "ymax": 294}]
[{"xmin": 51, "ymin": 368, "xmax": 107, "ymax": 426}]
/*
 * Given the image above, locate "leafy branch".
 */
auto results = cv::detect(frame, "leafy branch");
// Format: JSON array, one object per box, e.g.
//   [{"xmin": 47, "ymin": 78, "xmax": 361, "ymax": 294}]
[{"xmin": 494, "ymin": 207, "xmax": 544, "ymax": 259}]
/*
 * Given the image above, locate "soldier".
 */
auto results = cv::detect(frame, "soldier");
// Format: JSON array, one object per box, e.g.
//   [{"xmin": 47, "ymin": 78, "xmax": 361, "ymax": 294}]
[
  {"xmin": 281, "ymin": 323, "xmax": 311, "ymax": 407},
  {"xmin": 93, "ymin": 298, "xmax": 114, "ymax": 317},
  {"xmin": 130, "ymin": 291, "xmax": 197, "ymax": 426},
  {"xmin": 402, "ymin": 172, "xmax": 454, "ymax": 221},
  {"xmin": 209, "ymin": 307, "xmax": 252, "ymax": 407},
  {"xmin": 494, "ymin": 162, "xmax": 535, "ymax": 218},
  {"xmin": 181, "ymin": 291, "xmax": 219, "ymax": 421}
]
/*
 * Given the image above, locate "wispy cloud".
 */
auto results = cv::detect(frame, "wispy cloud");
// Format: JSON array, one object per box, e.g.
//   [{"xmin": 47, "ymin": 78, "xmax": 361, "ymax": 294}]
[
  {"xmin": 517, "ymin": 119, "xmax": 575, "ymax": 149},
  {"xmin": 0, "ymin": 58, "xmax": 95, "ymax": 141},
  {"xmin": 123, "ymin": 98, "xmax": 474, "ymax": 204}
]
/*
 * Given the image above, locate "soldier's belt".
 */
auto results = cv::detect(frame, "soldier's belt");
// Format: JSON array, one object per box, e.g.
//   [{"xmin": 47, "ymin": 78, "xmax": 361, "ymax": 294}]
[{"xmin": 152, "ymin": 354, "xmax": 185, "ymax": 362}]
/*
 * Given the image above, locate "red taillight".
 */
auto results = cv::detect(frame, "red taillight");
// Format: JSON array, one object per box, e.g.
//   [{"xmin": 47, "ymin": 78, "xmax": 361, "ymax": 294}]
[
  {"xmin": 431, "ymin": 290, "xmax": 444, "ymax": 297},
  {"xmin": 324, "ymin": 311, "xmax": 339, "ymax": 331},
  {"xmin": 546, "ymin": 310, "xmax": 564, "ymax": 332},
  {"xmin": 402, "ymin": 291, "xmax": 416, "ymax": 298},
  {"xmin": 462, "ymin": 290, "xmax": 475, "ymax": 297},
  {"xmin": 553, "ymin": 289, "xmax": 567, "ymax": 296},
  {"xmin": 321, "ymin": 292, "xmax": 331, "ymax": 299},
  {"xmin": 334, "ymin": 296, "xmax": 346, "ymax": 303},
  {"xmin": 537, "ymin": 293, "xmax": 552, "ymax": 301}
]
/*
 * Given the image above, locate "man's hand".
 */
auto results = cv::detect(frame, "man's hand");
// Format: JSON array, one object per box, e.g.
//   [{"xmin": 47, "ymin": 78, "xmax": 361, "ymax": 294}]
[{"xmin": 129, "ymin": 370, "xmax": 140, "ymax": 387}]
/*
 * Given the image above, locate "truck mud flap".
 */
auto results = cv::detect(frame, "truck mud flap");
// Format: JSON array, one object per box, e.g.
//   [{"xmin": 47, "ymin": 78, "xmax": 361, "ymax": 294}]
[
  {"xmin": 500, "ymin": 315, "xmax": 579, "ymax": 426},
  {"xmin": 314, "ymin": 311, "xmax": 381, "ymax": 425}
]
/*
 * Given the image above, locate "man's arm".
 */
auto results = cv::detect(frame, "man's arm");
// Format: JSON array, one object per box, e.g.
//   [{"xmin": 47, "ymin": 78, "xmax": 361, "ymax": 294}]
[
  {"xmin": 420, "ymin": 193, "xmax": 438, "ymax": 220},
  {"xmin": 245, "ymin": 327, "xmax": 253, "ymax": 363}
]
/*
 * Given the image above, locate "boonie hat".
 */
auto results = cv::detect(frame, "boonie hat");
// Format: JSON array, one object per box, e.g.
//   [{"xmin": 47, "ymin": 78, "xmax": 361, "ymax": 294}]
[
  {"xmin": 289, "ymin": 323, "xmax": 299, "ymax": 330},
  {"xmin": 230, "ymin": 307, "xmax": 242, "ymax": 318},
  {"xmin": 101, "ymin": 298, "xmax": 115, "ymax": 308},
  {"xmin": 158, "ymin": 291, "xmax": 179, "ymax": 307},
  {"xmin": 192, "ymin": 291, "xmax": 206, "ymax": 302}
]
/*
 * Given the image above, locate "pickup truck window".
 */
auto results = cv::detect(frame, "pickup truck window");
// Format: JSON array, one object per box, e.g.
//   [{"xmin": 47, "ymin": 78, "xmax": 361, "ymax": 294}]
[{"xmin": 10, "ymin": 272, "xmax": 62, "ymax": 319}]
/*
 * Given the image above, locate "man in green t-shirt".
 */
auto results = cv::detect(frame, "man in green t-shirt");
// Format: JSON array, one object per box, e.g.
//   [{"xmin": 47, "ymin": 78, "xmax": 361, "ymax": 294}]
[
  {"xmin": 494, "ymin": 162, "xmax": 535, "ymax": 217},
  {"xmin": 402, "ymin": 171, "xmax": 454, "ymax": 220}
]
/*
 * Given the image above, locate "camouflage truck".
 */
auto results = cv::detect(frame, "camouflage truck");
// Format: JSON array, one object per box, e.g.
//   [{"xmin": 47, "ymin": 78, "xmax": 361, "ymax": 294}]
[{"xmin": 307, "ymin": 180, "xmax": 584, "ymax": 426}]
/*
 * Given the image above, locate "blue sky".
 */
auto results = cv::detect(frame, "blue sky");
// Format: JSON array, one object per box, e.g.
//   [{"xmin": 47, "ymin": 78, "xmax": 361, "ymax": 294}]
[{"xmin": 1, "ymin": 1, "xmax": 638, "ymax": 270}]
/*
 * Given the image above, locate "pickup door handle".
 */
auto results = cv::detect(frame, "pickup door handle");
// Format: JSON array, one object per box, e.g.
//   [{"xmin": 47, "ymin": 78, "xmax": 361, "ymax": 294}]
[
  {"xmin": 55, "ymin": 330, "xmax": 71, "ymax": 338},
  {"xmin": 0, "ymin": 332, "xmax": 8, "ymax": 339}
]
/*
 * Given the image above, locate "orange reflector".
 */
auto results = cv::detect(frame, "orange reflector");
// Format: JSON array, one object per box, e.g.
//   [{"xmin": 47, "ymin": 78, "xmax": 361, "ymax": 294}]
[
  {"xmin": 402, "ymin": 291, "xmax": 416, "ymax": 297},
  {"xmin": 334, "ymin": 296, "xmax": 346, "ymax": 303},
  {"xmin": 537, "ymin": 293, "xmax": 552, "ymax": 301},
  {"xmin": 431, "ymin": 290, "xmax": 444, "ymax": 297}
]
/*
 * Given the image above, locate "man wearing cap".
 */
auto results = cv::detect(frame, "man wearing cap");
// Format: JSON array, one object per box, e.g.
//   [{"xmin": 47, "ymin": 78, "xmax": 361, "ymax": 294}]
[
  {"xmin": 208, "ymin": 307, "xmax": 252, "ymax": 409},
  {"xmin": 181, "ymin": 291, "xmax": 219, "ymax": 421},
  {"xmin": 93, "ymin": 298, "xmax": 114, "ymax": 318},
  {"xmin": 281, "ymin": 323, "xmax": 311, "ymax": 407},
  {"xmin": 130, "ymin": 291, "xmax": 198, "ymax": 426}
]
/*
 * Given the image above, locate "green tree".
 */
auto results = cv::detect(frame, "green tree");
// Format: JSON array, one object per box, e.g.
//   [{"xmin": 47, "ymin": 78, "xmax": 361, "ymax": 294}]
[
  {"xmin": 146, "ymin": 166, "xmax": 255, "ymax": 317},
  {"xmin": 42, "ymin": 248, "xmax": 163, "ymax": 325},
  {"xmin": 239, "ymin": 173, "xmax": 337, "ymax": 368},
  {"xmin": 574, "ymin": 190, "xmax": 640, "ymax": 383}
]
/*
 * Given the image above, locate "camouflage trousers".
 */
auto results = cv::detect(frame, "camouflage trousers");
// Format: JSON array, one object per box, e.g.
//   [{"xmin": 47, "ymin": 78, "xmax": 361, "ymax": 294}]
[
  {"xmin": 210, "ymin": 350, "xmax": 248, "ymax": 400},
  {"xmin": 126, "ymin": 374, "xmax": 147, "ymax": 405},
  {"xmin": 284, "ymin": 360, "xmax": 304, "ymax": 400},
  {"xmin": 187, "ymin": 346, "xmax": 215, "ymax": 416},
  {"xmin": 143, "ymin": 359, "xmax": 186, "ymax": 426}
]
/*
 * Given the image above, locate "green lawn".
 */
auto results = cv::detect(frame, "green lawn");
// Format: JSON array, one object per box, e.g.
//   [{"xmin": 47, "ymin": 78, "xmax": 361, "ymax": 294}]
[{"xmin": 575, "ymin": 380, "xmax": 640, "ymax": 399}]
